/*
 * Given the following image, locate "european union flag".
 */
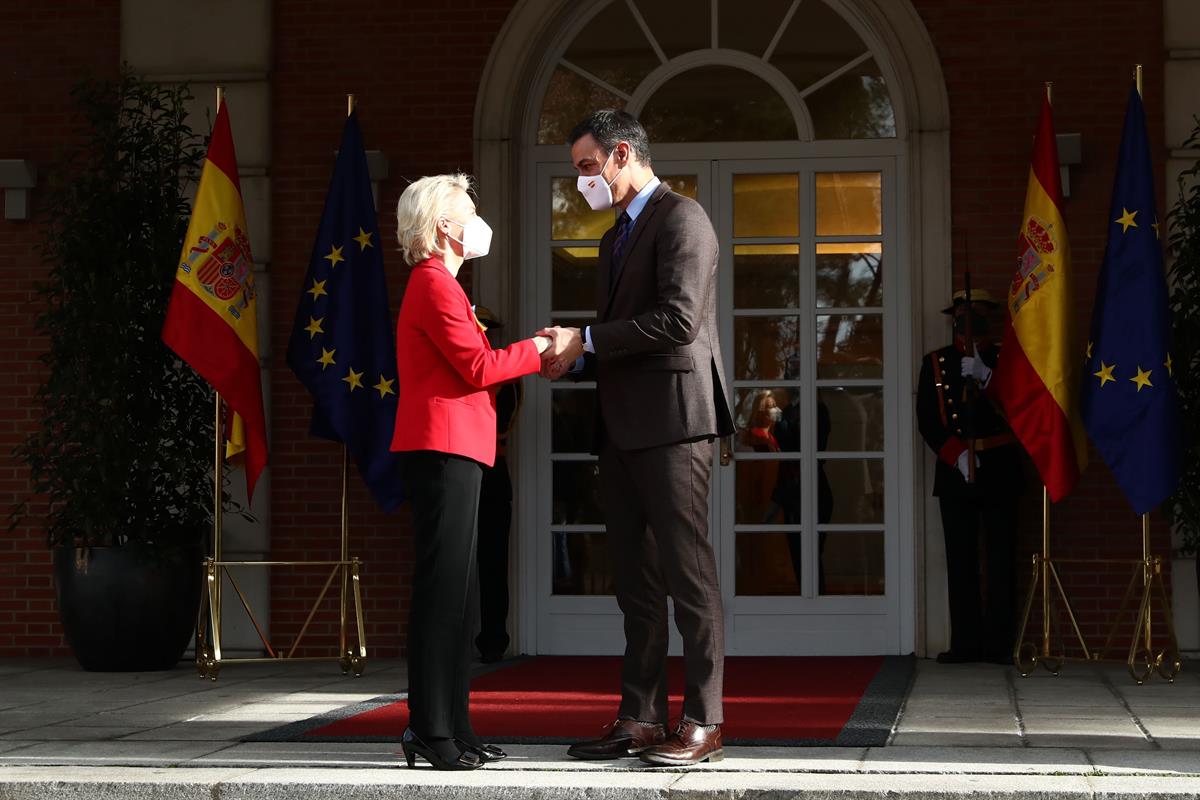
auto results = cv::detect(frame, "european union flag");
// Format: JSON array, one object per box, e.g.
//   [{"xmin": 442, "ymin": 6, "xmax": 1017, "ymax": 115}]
[
  {"xmin": 1080, "ymin": 83, "xmax": 1181, "ymax": 515},
  {"xmin": 286, "ymin": 111, "xmax": 402, "ymax": 511}
]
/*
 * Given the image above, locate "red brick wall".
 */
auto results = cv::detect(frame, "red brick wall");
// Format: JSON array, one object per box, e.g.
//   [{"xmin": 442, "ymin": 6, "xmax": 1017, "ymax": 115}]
[
  {"xmin": 0, "ymin": 1, "xmax": 121, "ymax": 657},
  {"xmin": 269, "ymin": 0, "xmax": 517, "ymax": 657},
  {"xmin": 911, "ymin": 0, "xmax": 1170, "ymax": 653},
  {"xmin": 0, "ymin": 0, "xmax": 1175, "ymax": 660}
]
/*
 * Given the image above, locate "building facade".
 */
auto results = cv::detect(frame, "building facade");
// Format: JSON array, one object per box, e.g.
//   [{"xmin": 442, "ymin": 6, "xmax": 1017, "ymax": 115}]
[{"xmin": 2, "ymin": 0, "xmax": 1197, "ymax": 660}]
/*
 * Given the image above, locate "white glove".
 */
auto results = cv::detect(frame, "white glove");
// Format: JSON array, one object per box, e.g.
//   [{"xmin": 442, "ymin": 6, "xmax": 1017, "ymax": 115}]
[
  {"xmin": 961, "ymin": 356, "xmax": 993, "ymax": 387},
  {"xmin": 956, "ymin": 449, "xmax": 980, "ymax": 481}
]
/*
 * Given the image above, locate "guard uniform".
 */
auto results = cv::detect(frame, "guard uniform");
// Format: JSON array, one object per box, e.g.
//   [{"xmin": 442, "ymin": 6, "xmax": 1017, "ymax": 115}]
[{"xmin": 917, "ymin": 329, "xmax": 1024, "ymax": 664}]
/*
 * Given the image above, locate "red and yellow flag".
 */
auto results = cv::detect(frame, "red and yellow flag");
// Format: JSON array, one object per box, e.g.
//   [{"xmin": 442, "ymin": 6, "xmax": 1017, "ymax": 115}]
[
  {"xmin": 162, "ymin": 102, "xmax": 267, "ymax": 500},
  {"xmin": 991, "ymin": 89, "xmax": 1088, "ymax": 501}
]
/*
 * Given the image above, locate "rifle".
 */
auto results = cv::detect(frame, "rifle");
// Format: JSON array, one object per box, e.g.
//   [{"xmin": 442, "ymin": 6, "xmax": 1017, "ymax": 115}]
[{"xmin": 962, "ymin": 269, "xmax": 977, "ymax": 484}]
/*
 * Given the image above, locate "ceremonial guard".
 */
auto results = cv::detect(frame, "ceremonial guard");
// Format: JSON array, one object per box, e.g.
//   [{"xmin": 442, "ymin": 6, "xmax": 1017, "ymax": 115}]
[
  {"xmin": 473, "ymin": 305, "xmax": 521, "ymax": 663},
  {"xmin": 917, "ymin": 288, "xmax": 1024, "ymax": 664}
]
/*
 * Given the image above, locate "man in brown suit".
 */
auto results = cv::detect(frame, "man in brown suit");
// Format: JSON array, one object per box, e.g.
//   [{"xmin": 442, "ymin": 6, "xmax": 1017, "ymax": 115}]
[{"xmin": 540, "ymin": 109, "xmax": 734, "ymax": 766}]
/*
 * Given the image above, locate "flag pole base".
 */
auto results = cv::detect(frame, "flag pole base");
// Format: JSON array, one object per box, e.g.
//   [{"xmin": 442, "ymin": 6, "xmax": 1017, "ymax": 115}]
[
  {"xmin": 194, "ymin": 556, "xmax": 368, "ymax": 681},
  {"xmin": 1013, "ymin": 553, "xmax": 1091, "ymax": 676}
]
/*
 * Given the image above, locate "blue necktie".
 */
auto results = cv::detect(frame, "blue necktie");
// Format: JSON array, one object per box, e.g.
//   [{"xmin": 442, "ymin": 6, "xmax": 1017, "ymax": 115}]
[{"xmin": 611, "ymin": 212, "xmax": 632, "ymax": 275}]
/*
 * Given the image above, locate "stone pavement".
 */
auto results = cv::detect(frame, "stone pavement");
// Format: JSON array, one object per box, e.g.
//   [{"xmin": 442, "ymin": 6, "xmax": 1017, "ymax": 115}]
[{"xmin": 0, "ymin": 656, "xmax": 1198, "ymax": 799}]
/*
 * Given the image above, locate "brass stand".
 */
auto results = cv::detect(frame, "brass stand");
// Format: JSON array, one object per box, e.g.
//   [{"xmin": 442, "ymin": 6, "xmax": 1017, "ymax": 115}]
[
  {"xmin": 194, "ymin": 391, "xmax": 367, "ymax": 681},
  {"xmin": 1014, "ymin": 487, "xmax": 1090, "ymax": 676}
]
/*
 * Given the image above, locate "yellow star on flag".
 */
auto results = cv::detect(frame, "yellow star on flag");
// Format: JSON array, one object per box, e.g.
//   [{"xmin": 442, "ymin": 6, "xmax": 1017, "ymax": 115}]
[
  {"xmin": 373, "ymin": 374, "xmax": 395, "ymax": 398},
  {"xmin": 1165, "ymin": 353, "xmax": 1174, "ymax": 377},
  {"xmin": 354, "ymin": 227, "xmax": 374, "ymax": 251},
  {"xmin": 1152, "ymin": 219, "xmax": 1161, "ymax": 240},
  {"xmin": 324, "ymin": 244, "xmax": 345, "ymax": 267},
  {"xmin": 342, "ymin": 366, "xmax": 364, "ymax": 391},
  {"xmin": 1093, "ymin": 361, "xmax": 1116, "ymax": 387},
  {"xmin": 1086, "ymin": 341, "xmax": 1093, "ymax": 359},
  {"xmin": 1115, "ymin": 208, "xmax": 1138, "ymax": 233},
  {"xmin": 304, "ymin": 316, "xmax": 324, "ymax": 339},
  {"xmin": 317, "ymin": 347, "xmax": 336, "ymax": 370},
  {"xmin": 1130, "ymin": 366, "xmax": 1153, "ymax": 392},
  {"xmin": 307, "ymin": 279, "xmax": 328, "ymax": 300}
]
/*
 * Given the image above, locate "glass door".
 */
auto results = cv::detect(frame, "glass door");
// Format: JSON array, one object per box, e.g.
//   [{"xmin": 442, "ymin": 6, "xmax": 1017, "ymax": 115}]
[
  {"xmin": 531, "ymin": 160, "xmax": 710, "ymax": 654},
  {"xmin": 716, "ymin": 159, "xmax": 899, "ymax": 655}
]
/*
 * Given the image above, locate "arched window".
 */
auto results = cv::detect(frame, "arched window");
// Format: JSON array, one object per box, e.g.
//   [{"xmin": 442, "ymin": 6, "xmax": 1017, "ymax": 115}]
[{"xmin": 536, "ymin": 0, "xmax": 897, "ymax": 144}]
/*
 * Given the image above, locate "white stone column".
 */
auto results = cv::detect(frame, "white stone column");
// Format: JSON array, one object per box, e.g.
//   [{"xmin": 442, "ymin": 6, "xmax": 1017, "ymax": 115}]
[{"xmin": 122, "ymin": 0, "xmax": 273, "ymax": 656}]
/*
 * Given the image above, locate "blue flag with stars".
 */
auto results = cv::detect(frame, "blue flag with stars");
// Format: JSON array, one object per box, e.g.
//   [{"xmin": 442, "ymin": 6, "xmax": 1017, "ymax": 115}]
[
  {"xmin": 287, "ymin": 111, "xmax": 403, "ymax": 511},
  {"xmin": 1080, "ymin": 83, "xmax": 1181, "ymax": 515}
]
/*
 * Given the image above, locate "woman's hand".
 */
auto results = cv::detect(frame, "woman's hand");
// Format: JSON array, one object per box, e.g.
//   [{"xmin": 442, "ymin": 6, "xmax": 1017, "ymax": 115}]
[{"xmin": 533, "ymin": 335, "xmax": 552, "ymax": 354}]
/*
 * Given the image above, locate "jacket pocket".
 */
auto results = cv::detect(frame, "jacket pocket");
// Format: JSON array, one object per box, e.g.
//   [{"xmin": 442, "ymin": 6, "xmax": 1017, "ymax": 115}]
[{"xmin": 635, "ymin": 353, "xmax": 694, "ymax": 372}]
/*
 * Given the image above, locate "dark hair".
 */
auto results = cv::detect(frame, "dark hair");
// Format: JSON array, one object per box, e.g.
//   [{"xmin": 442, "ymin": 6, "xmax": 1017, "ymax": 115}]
[{"xmin": 567, "ymin": 109, "xmax": 652, "ymax": 166}]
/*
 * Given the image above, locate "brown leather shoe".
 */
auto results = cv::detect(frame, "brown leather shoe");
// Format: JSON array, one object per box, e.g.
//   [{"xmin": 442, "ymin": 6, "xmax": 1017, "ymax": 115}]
[
  {"xmin": 638, "ymin": 719, "xmax": 724, "ymax": 766},
  {"xmin": 566, "ymin": 719, "xmax": 667, "ymax": 760}
]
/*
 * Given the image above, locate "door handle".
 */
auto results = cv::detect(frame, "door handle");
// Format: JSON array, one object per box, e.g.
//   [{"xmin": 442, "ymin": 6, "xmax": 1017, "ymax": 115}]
[{"xmin": 719, "ymin": 435, "xmax": 733, "ymax": 466}]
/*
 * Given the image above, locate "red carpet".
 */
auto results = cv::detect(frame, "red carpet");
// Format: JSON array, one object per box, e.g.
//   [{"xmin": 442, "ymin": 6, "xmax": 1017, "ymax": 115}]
[{"xmin": 278, "ymin": 655, "xmax": 912, "ymax": 746}]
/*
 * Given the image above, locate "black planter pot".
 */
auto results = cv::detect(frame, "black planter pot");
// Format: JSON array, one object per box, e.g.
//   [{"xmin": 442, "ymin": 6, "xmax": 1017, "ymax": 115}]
[{"xmin": 53, "ymin": 543, "xmax": 204, "ymax": 671}]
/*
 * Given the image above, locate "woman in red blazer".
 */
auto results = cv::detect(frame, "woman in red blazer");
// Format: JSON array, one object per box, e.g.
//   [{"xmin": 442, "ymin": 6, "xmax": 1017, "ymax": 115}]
[{"xmin": 391, "ymin": 174, "xmax": 549, "ymax": 770}]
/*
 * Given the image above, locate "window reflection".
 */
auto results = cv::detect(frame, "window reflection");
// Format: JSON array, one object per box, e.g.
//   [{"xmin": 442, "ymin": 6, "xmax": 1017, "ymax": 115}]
[
  {"xmin": 734, "ymin": 316, "xmax": 800, "ymax": 380},
  {"xmin": 553, "ymin": 532, "xmax": 614, "ymax": 595},
  {"xmin": 563, "ymin": 1, "xmax": 659, "ymax": 95},
  {"xmin": 736, "ymin": 533, "xmax": 802, "ymax": 595},
  {"xmin": 734, "ymin": 174, "xmax": 799, "ymax": 237},
  {"xmin": 641, "ymin": 67, "xmax": 798, "ymax": 143},
  {"xmin": 820, "ymin": 458, "xmax": 884, "ymax": 524},
  {"xmin": 768, "ymin": 0, "xmax": 868, "ymax": 94},
  {"xmin": 816, "ymin": 243, "xmax": 882, "ymax": 308},
  {"xmin": 538, "ymin": 67, "xmax": 626, "ymax": 145},
  {"xmin": 816, "ymin": 313, "xmax": 882, "ymax": 379},
  {"xmin": 815, "ymin": 172, "xmax": 881, "ymax": 236},
  {"xmin": 719, "ymin": 0, "xmax": 794, "ymax": 55},
  {"xmin": 818, "ymin": 387, "xmax": 884, "ymax": 452},
  {"xmin": 659, "ymin": 175, "xmax": 699, "ymax": 200},
  {"xmin": 819, "ymin": 531, "xmax": 884, "ymax": 595},
  {"xmin": 808, "ymin": 59, "xmax": 896, "ymax": 139},
  {"xmin": 735, "ymin": 245, "xmax": 800, "ymax": 309},
  {"xmin": 552, "ymin": 177, "xmax": 616, "ymax": 241},
  {"xmin": 552, "ymin": 461, "xmax": 603, "ymax": 525},
  {"xmin": 633, "ymin": 0, "xmax": 710, "ymax": 59},
  {"xmin": 552, "ymin": 247, "xmax": 598, "ymax": 311},
  {"xmin": 552, "ymin": 389, "xmax": 596, "ymax": 453}
]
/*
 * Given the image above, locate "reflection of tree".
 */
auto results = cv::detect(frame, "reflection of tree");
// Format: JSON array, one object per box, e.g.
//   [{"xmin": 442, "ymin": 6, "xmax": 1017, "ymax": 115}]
[
  {"xmin": 810, "ymin": 69, "xmax": 896, "ymax": 139},
  {"xmin": 816, "ymin": 252, "xmax": 881, "ymax": 307},
  {"xmin": 641, "ymin": 66, "xmax": 798, "ymax": 143},
  {"xmin": 735, "ymin": 317, "xmax": 797, "ymax": 380},
  {"xmin": 817, "ymin": 314, "xmax": 882, "ymax": 380},
  {"xmin": 538, "ymin": 68, "xmax": 625, "ymax": 145}
]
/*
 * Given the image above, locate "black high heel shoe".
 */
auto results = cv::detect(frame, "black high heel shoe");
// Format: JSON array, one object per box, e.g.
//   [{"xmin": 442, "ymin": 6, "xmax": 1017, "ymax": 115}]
[
  {"xmin": 399, "ymin": 728, "xmax": 483, "ymax": 770},
  {"xmin": 458, "ymin": 738, "xmax": 507, "ymax": 763}
]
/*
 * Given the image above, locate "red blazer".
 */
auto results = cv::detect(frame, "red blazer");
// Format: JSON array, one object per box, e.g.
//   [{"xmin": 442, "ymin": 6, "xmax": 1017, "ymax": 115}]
[{"xmin": 391, "ymin": 256, "xmax": 541, "ymax": 467}]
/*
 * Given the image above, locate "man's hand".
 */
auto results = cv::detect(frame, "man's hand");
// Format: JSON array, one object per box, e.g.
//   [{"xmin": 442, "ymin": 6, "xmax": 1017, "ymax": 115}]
[
  {"xmin": 536, "ymin": 326, "xmax": 585, "ymax": 376},
  {"xmin": 961, "ymin": 356, "xmax": 993, "ymax": 387},
  {"xmin": 540, "ymin": 359, "xmax": 569, "ymax": 380}
]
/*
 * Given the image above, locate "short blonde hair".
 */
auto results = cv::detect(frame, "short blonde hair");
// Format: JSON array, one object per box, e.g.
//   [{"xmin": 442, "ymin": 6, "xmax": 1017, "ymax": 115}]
[{"xmin": 395, "ymin": 173, "xmax": 473, "ymax": 265}]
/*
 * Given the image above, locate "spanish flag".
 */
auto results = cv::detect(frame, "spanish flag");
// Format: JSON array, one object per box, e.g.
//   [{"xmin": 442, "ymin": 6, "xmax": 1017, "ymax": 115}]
[
  {"xmin": 162, "ymin": 102, "xmax": 268, "ymax": 500},
  {"xmin": 991, "ymin": 87, "xmax": 1088, "ymax": 501}
]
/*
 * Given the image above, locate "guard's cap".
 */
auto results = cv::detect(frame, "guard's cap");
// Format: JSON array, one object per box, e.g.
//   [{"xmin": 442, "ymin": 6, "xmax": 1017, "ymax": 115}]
[{"xmin": 941, "ymin": 288, "xmax": 999, "ymax": 314}]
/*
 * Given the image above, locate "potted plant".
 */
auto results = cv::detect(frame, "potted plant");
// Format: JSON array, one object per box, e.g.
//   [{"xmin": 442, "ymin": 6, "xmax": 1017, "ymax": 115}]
[
  {"xmin": 10, "ymin": 74, "xmax": 214, "ymax": 671},
  {"xmin": 1167, "ymin": 118, "xmax": 1200, "ymax": 643}
]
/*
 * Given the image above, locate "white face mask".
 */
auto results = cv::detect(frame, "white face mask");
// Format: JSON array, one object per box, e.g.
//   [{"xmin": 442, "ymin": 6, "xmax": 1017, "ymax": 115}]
[
  {"xmin": 576, "ymin": 148, "xmax": 625, "ymax": 211},
  {"xmin": 444, "ymin": 215, "xmax": 493, "ymax": 260},
  {"xmin": 767, "ymin": 407, "xmax": 783, "ymax": 423}
]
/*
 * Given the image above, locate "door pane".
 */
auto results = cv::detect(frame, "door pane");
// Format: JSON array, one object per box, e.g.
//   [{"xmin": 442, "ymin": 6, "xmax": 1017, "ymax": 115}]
[
  {"xmin": 819, "ymin": 457, "xmax": 884, "ymax": 524},
  {"xmin": 553, "ymin": 532, "xmax": 614, "ymax": 595},
  {"xmin": 552, "ymin": 247, "xmax": 598, "ymax": 310},
  {"xmin": 816, "ymin": 243, "xmax": 882, "ymax": 307},
  {"xmin": 733, "ymin": 173, "xmax": 799, "ymax": 237},
  {"xmin": 552, "ymin": 461, "xmax": 603, "ymax": 524},
  {"xmin": 735, "ymin": 245, "xmax": 799, "ymax": 308},
  {"xmin": 815, "ymin": 313, "xmax": 882, "ymax": 379},
  {"xmin": 660, "ymin": 175, "xmax": 699, "ymax": 200},
  {"xmin": 815, "ymin": 172, "xmax": 881, "ymax": 236},
  {"xmin": 552, "ymin": 389, "xmax": 596, "ymax": 453},
  {"xmin": 818, "ymin": 387, "xmax": 885, "ymax": 452},
  {"xmin": 552, "ymin": 177, "xmax": 615, "ymax": 240},
  {"xmin": 734, "ymin": 316, "xmax": 800, "ymax": 379},
  {"xmin": 736, "ymin": 533, "xmax": 802, "ymax": 595},
  {"xmin": 819, "ymin": 532, "xmax": 885, "ymax": 595},
  {"xmin": 735, "ymin": 459, "xmax": 801, "ymax": 524}
]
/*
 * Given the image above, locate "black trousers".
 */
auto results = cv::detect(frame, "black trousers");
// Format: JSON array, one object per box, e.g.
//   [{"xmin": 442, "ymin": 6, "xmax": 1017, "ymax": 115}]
[
  {"xmin": 400, "ymin": 450, "xmax": 482, "ymax": 740},
  {"xmin": 938, "ymin": 491, "xmax": 1018, "ymax": 657},
  {"xmin": 599, "ymin": 437, "xmax": 724, "ymax": 725}
]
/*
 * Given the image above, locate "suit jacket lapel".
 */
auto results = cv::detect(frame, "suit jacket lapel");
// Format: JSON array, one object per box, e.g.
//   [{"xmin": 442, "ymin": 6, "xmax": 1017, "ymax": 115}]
[{"xmin": 604, "ymin": 182, "xmax": 670, "ymax": 317}]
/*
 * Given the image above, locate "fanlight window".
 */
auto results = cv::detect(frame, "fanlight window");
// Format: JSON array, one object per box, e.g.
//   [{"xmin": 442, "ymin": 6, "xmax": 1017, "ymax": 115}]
[{"xmin": 537, "ymin": 0, "xmax": 897, "ymax": 144}]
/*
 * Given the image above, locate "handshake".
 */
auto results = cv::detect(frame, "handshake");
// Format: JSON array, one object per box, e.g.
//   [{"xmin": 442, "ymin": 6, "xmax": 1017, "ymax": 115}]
[{"xmin": 531, "ymin": 326, "xmax": 585, "ymax": 380}]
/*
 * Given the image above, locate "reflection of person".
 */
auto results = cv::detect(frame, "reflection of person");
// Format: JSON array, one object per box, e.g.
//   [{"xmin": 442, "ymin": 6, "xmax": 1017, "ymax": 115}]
[
  {"xmin": 471, "ymin": 305, "xmax": 521, "ymax": 665},
  {"xmin": 390, "ymin": 174, "xmax": 552, "ymax": 770},
  {"xmin": 539, "ymin": 110, "xmax": 734, "ymax": 766},
  {"xmin": 916, "ymin": 288, "xmax": 1023, "ymax": 665}
]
